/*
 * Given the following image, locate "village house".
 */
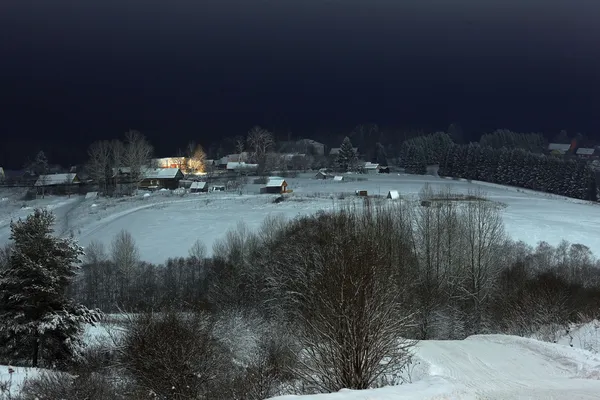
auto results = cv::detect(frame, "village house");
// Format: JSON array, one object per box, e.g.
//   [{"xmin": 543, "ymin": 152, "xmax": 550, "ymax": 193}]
[
  {"xmin": 34, "ymin": 173, "xmax": 80, "ymax": 195},
  {"xmin": 575, "ymin": 148, "xmax": 598, "ymax": 159},
  {"xmin": 363, "ymin": 162, "xmax": 380, "ymax": 174},
  {"xmin": 226, "ymin": 161, "xmax": 259, "ymax": 173},
  {"xmin": 547, "ymin": 143, "xmax": 572, "ymax": 155},
  {"xmin": 296, "ymin": 139, "xmax": 325, "ymax": 156},
  {"xmin": 139, "ymin": 168, "xmax": 184, "ymax": 190},
  {"xmin": 190, "ymin": 181, "xmax": 208, "ymax": 193},
  {"xmin": 314, "ymin": 171, "xmax": 328, "ymax": 180},
  {"xmin": 261, "ymin": 177, "xmax": 288, "ymax": 194}
]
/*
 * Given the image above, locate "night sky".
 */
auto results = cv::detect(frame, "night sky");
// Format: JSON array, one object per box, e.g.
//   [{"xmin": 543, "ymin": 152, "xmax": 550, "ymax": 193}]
[{"xmin": 1, "ymin": 0, "xmax": 599, "ymax": 168}]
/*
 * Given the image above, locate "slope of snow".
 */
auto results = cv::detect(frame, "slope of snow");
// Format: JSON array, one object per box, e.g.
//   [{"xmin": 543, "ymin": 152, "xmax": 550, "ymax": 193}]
[
  {"xmin": 2, "ymin": 173, "xmax": 600, "ymax": 262},
  {"xmin": 0, "ymin": 364, "xmax": 39, "ymax": 397},
  {"xmin": 268, "ymin": 335, "xmax": 600, "ymax": 400}
]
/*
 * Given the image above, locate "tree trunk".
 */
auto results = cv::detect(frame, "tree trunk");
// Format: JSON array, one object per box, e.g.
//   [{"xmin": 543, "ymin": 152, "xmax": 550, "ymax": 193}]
[{"xmin": 32, "ymin": 334, "xmax": 40, "ymax": 367}]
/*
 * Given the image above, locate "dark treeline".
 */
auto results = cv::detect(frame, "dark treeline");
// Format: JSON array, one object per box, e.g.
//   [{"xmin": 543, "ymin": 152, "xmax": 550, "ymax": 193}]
[
  {"xmin": 4, "ymin": 189, "xmax": 600, "ymax": 398},
  {"xmin": 400, "ymin": 131, "xmax": 598, "ymax": 201}
]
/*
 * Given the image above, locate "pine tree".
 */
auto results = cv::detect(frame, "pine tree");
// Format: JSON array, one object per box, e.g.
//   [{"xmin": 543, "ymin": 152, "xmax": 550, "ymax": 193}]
[
  {"xmin": 0, "ymin": 209, "xmax": 101, "ymax": 367},
  {"xmin": 336, "ymin": 136, "xmax": 358, "ymax": 172}
]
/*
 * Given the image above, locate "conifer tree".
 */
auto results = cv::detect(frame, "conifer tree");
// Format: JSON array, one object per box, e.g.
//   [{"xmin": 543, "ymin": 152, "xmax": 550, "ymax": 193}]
[
  {"xmin": 336, "ymin": 136, "xmax": 358, "ymax": 172},
  {"xmin": 0, "ymin": 209, "xmax": 101, "ymax": 367}
]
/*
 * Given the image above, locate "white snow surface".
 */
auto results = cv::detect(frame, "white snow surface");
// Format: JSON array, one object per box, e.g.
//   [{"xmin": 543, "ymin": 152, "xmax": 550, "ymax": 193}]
[
  {"xmin": 2, "ymin": 173, "xmax": 600, "ymax": 262},
  {"xmin": 268, "ymin": 335, "xmax": 600, "ymax": 400}
]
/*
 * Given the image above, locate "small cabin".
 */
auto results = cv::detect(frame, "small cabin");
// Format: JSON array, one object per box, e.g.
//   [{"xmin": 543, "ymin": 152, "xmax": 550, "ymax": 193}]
[
  {"xmin": 315, "ymin": 171, "xmax": 327, "ymax": 180},
  {"xmin": 190, "ymin": 181, "xmax": 208, "ymax": 193},
  {"xmin": 263, "ymin": 178, "xmax": 288, "ymax": 194},
  {"xmin": 210, "ymin": 185, "xmax": 226, "ymax": 192},
  {"xmin": 355, "ymin": 190, "xmax": 368, "ymax": 197}
]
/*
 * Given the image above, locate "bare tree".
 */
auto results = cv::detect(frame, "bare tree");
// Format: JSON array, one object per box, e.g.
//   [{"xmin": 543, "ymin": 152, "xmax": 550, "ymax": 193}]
[
  {"xmin": 111, "ymin": 230, "xmax": 140, "ymax": 309},
  {"xmin": 457, "ymin": 191, "xmax": 506, "ymax": 334},
  {"xmin": 123, "ymin": 130, "xmax": 153, "ymax": 191},
  {"xmin": 234, "ymin": 135, "xmax": 246, "ymax": 159},
  {"xmin": 188, "ymin": 239, "xmax": 207, "ymax": 261},
  {"xmin": 247, "ymin": 126, "xmax": 274, "ymax": 172},
  {"xmin": 87, "ymin": 141, "xmax": 112, "ymax": 194},
  {"xmin": 268, "ymin": 205, "xmax": 417, "ymax": 392}
]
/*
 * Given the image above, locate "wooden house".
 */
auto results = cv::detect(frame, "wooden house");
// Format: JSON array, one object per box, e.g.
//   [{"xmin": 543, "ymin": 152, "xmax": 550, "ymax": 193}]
[
  {"xmin": 576, "ymin": 148, "xmax": 598, "ymax": 159},
  {"xmin": 314, "ymin": 171, "xmax": 327, "ymax": 180},
  {"xmin": 548, "ymin": 143, "xmax": 571, "ymax": 155},
  {"xmin": 139, "ymin": 168, "xmax": 184, "ymax": 190},
  {"xmin": 190, "ymin": 181, "xmax": 208, "ymax": 193},
  {"xmin": 262, "ymin": 178, "xmax": 288, "ymax": 194},
  {"xmin": 34, "ymin": 173, "xmax": 80, "ymax": 195},
  {"xmin": 363, "ymin": 162, "xmax": 379, "ymax": 174},
  {"xmin": 355, "ymin": 190, "xmax": 368, "ymax": 197}
]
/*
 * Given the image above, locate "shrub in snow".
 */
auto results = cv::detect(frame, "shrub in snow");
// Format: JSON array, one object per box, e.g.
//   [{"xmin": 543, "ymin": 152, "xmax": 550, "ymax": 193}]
[{"xmin": 120, "ymin": 310, "xmax": 232, "ymax": 399}]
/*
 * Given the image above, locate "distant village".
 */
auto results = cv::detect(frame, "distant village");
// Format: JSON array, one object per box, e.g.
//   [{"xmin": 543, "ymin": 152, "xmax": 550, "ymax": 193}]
[
  {"xmin": 1, "ymin": 128, "xmax": 598, "ymax": 200},
  {"xmin": 0, "ymin": 134, "xmax": 391, "ymax": 199}
]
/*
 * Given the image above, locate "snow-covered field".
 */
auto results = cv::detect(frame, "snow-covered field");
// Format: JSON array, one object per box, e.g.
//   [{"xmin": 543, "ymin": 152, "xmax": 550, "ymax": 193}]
[
  {"xmin": 3, "ymin": 174, "xmax": 600, "ymax": 398},
  {"xmin": 269, "ymin": 333, "xmax": 600, "ymax": 399},
  {"xmin": 2, "ymin": 173, "xmax": 600, "ymax": 262}
]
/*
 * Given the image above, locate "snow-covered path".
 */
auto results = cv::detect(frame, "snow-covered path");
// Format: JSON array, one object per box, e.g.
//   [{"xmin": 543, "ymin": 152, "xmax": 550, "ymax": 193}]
[{"xmin": 269, "ymin": 335, "xmax": 600, "ymax": 400}]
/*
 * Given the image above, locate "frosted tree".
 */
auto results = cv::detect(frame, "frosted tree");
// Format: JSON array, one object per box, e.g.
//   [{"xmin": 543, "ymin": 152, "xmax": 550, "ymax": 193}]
[
  {"xmin": 336, "ymin": 136, "xmax": 358, "ymax": 172},
  {"xmin": 0, "ymin": 209, "xmax": 101, "ymax": 367}
]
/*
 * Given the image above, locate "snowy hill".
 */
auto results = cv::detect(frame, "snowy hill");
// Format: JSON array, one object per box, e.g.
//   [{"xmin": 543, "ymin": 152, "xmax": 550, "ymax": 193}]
[
  {"xmin": 268, "ymin": 334, "xmax": 600, "ymax": 400},
  {"xmin": 2, "ymin": 173, "xmax": 600, "ymax": 262}
]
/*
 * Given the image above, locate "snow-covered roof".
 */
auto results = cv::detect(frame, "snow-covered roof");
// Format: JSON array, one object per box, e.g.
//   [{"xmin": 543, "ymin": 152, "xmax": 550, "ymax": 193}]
[
  {"xmin": 576, "ymin": 148, "xmax": 596, "ymax": 155},
  {"xmin": 387, "ymin": 190, "xmax": 400, "ymax": 200},
  {"xmin": 364, "ymin": 162, "xmax": 379, "ymax": 169},
  {"xmin": 190, "ymin": 181, "xmax": 207, "ymax": 189},
  {"xmin": 34, "ymin": 173, "xmax": 78, "ymax": 186},
  {"xmin": 142, "ymin": 168, "xmax": 182, "ymax": 179},
  {"xmin": 333, "ymin": 176, "xmax": 344, "ymax": 181},
  {"xmin": 548, "ymin": 143, "xmax": 571, "ymax": 151},
  {"xmin": 266, "ymin": 178, "xmax": 286, "ymax": 187},
  {"xmin": 227, "ymin": 162, "xmax": 258, "ymax": 170}
]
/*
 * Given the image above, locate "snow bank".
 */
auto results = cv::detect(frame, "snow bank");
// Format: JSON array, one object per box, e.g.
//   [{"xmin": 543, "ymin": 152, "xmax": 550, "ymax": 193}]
[{"xmin": 267, "ymin": 334, "xmax": 600, "ymax": 400}]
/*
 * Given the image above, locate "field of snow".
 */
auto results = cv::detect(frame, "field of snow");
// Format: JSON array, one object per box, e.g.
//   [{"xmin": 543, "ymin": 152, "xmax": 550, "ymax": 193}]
[
  {"xmin": 268, "ymin": 334, "xmax": 600, "ymax": 399},
  {"xmin": 2, "ymin": 173, "xmax": 600, "ymax": 262}
]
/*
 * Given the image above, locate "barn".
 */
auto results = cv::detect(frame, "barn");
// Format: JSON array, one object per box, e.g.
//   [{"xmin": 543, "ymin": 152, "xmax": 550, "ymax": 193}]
[
  {"xmin": 263, "ymin": 178, "xmax": 288, "ymax": 194},
  {"xmin": 34, "ymin": 173, "xmax": 80, "ymax": 196},
  {"xmin": 314, "ymin": 171, "xmax": 327, "ymax": 180},
  {"xmin": 139, "ymin": 168, "xmax": 184, "ymax": 190},
  {"xmin": 190, "ymin": 181, "xmax": 208, "ymax": 193}
]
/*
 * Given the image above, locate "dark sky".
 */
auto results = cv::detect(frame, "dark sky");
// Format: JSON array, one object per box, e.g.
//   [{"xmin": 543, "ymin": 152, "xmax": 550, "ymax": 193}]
[{"xmin": 1, "ymin": 0, "xmax": 599, "ymax": 168}]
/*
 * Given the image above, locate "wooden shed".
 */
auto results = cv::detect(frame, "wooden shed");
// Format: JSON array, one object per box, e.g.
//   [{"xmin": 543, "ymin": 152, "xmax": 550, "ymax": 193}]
[
  {"xmin": 315, "ymin": 171, "xmax": 327, "ymax": 180},
  {"xmin": 190, "ymin": 181, "xmax": 208, "ymax": 193},
  {"xmin": 355, "ymin": 190, "xmax": 368, "ymax": 197},
  {"xmin": 263, "ymin": 178, "xmax": 288, "ymax": 194},
  {"xmin": 387, "ymin": 190, "xmax": 400, "ymax": 200}
]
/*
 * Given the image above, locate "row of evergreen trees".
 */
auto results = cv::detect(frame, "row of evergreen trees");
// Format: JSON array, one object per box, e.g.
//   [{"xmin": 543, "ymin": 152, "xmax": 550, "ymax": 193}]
[{"xmin": 400, "ymin": 132, "xmax": 598, "ymax": 201}]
